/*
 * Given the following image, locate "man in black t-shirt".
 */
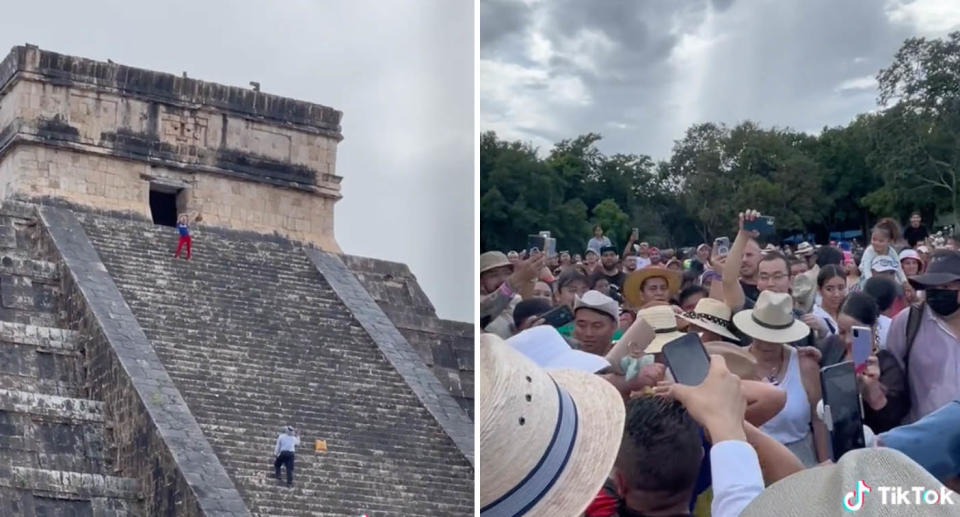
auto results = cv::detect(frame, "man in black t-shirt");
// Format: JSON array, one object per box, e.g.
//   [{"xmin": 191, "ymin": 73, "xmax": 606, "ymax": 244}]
[
  {"xmin": 904, "ymin": 211, "xmax": 929, "ymax": 248},
  {"xmin": 599, "ymin": 245, "xmax": 626, "ymax": 288}
]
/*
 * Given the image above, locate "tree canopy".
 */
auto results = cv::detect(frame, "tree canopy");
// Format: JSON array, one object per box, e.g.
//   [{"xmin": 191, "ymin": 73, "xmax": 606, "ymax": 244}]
[{"xmin": 481, "ymin": 32, "xmax": 960, "ymax": 252}]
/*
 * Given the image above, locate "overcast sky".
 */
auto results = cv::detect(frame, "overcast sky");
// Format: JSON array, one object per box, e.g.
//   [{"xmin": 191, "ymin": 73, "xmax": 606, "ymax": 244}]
[
  {"xmin": 481, "ymin": 0, "xmax": 960, "ymax": 161},
  {"xmin": 0, "ymin": 0, "xmax": 474, "ymax": 322}
]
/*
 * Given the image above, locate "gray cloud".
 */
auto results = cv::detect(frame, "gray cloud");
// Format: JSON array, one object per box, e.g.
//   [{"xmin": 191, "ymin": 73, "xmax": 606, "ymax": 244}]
[
  {"xmin": 1, "ymin": 0, "xmax": 474, "ymax": 322},
  {"xmin": 481, "ymin": 0, "xmax": 958, "ymax": 159}
]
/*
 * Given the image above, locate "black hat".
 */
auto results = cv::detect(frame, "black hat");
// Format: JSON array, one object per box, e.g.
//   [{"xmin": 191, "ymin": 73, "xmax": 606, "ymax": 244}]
[
  {"xmin": 599, "ymin": 245, "xmax": 618, "ymax": 255},
  {"xmin": 909, "ymin": 250, "xmax": 960, "ymax": 289}
]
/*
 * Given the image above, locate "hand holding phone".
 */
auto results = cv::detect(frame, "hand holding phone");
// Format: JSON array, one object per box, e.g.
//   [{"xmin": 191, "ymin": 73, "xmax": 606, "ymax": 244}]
[{"xmin": 744, "ymin": 216, "xmax": 776, "ymax": 237}]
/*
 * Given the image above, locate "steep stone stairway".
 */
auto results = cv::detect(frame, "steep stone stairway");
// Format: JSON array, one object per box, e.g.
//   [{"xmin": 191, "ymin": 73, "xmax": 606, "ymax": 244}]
[
  {"xmin": 76, "ymin": 212, "xmax": 473, "ymax": 516},
  {"xmin": 0, "ymin": 206, "xmax": 142, "ymax": 516}
]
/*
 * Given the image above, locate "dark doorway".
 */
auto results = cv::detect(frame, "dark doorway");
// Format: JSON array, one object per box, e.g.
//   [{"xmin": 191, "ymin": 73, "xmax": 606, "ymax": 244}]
[{"xmin": 150, "ymin": 189, "xmax": 179, "ymax": 227}]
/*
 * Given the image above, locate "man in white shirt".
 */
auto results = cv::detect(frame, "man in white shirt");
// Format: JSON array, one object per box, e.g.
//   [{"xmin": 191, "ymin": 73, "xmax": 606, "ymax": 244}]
[{"xmin": 274, "ymin": 425, "xmax": 301, "ymax": 486}]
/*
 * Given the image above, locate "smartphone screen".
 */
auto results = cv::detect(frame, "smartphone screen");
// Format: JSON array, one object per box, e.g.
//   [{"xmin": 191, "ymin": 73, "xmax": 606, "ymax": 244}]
[
  {"xmin": 820, "ymin": 361, "xmax": 865, "ymax": 461},
  {"xmin": 851, "ymin": 326, "xmax": 872, "ymax": 374},
  {"xmin": 539, "ymin": 305, "xmax": 574, "ymax": 328},
  {"xmin": 662, "ymin": 333, "xmax": 710, "ymax": 386},
  {"xmin": 527, "ymin": 235, "xmax": 545, "ymax": 255},
  {"xmin": 714, "ymin": 237, "xmax": 731, "ymax": 257},
  {"xmin": 744, "ymin": 216, "xmax": 776, "ymax": 237}
]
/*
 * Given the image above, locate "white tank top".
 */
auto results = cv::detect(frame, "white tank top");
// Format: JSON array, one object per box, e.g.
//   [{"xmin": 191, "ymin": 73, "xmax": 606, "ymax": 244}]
[{"xmin": 759, "ymin": 346, "xmax": 811, "ymax": 444}]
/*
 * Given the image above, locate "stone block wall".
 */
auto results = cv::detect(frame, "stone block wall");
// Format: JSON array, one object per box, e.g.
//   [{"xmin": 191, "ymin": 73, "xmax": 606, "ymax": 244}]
[{"xmin": 0, "ymin": 45, "xmax": 344, "ymax": 252}]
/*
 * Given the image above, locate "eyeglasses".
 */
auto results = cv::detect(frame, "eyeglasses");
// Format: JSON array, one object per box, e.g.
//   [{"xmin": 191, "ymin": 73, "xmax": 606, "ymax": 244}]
[{"xmin": 758, "ymin": 273, "xmax": 788, "ymax": 282}]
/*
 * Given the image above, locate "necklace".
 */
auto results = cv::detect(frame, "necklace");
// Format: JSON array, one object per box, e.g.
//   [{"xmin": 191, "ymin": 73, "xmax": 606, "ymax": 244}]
[{"xmin": 755, "ymin": 346, "xmax": 785, "ymax": 386}]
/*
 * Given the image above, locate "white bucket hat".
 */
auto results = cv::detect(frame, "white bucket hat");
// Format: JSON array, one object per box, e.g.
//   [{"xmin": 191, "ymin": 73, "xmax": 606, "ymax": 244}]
[
  {"xmin": 741, "ymin": 447, "xmax": 958, "ymax": 516},
  {"xmin": 732, "ymin": 291, "xmax": 810, "ymax": 344},
  {"xmin": 635, "ymin": 305, "xmax": 686, "ymax": 353},
  {"xmin": 479, "ymin": 334, "xmax": 625, "ymax": 516},
  {"xmin": 678, "ymin": 298, "xmax": 740, "ymax": 342},
  {"xmin": 507, "ymin": 326, "xmax": 610, "ymax": 373}
]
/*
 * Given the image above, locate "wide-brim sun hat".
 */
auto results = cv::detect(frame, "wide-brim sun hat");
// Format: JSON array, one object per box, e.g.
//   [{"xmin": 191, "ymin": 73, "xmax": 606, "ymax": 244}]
[
  {"xmin": 741, "ymin": 448, "xmax": 957, "ymax": 516},
  {"xmin": 622, "ymin": 267, "xmax": 681, "ymax": 308},
  {"xmin": 479, "ymin": 333, "xmax": 625, "ymax": 517},
  {"xmin": 481, "ymin": 251, "xmax": 513, "ymax": 274},
  {"xmin": 635, "ymin": 305, "xmax": 687, "ymax": 354},
  {"xmin": 703, "ymin": 341, "xmax": 758, "ymax": 380},
  {"xmin": 679, "ymin": 298, "xmax": 740, "ymax": 342},
  {"xmin": 732, "ymin": 291, "xmax": 810, "ymax": 344}
]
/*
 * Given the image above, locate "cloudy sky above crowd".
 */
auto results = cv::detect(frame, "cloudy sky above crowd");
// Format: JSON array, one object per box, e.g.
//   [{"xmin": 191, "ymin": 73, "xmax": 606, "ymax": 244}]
[
  {"xmin": 0, "ymin": 0, "xmax": 473, "ymax": 321},
  {"xmin": 481, "ymin": 0, "xmax": 960, "ymax": 159}
]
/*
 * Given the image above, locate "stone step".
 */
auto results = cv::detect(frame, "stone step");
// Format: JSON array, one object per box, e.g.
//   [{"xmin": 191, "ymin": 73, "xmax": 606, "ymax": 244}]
[
  {"xmin": 0, "ymin": 389, "xmax": 103, "ymax": 423},
  {"xmin": 0, "ymin": 321, "xmax": 79, "ymax": 352},
  {"xmin": 0, "ymin": 373, "xmax": 78, "ymax": 398},
  {"xmin": 0, "ymin": 466, "xmax": 140, "ymax": 500},
  {"xmin": 0, "ymin": 253, "xmax": 58, "ymax": 281}
]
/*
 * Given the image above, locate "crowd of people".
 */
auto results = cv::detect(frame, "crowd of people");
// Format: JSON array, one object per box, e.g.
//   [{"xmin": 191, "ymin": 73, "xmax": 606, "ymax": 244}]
[{"xmin": 479, "ymin": 210, "xmax": 959, "ymax": 516}]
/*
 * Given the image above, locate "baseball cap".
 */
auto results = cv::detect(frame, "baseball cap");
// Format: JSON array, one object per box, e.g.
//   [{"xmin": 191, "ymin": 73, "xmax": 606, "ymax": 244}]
[
  {"xmin": 909, "ymin": 250, "xmax": 960, "ymax": 289},
  {"xmin": 573, "ymin": 290, "xmax": 618, "ymax": 322},
  {"xmin": 870, "ymin": 255, "xmax": 898, "ymax": 272},
  {"xmin": 599, "ymin": 245, "xmax": 618, "ymax": 255}
]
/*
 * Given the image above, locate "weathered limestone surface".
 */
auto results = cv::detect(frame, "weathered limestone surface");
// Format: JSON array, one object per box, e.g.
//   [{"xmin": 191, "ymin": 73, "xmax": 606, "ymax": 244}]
[
  {"xmin": 38, "ymin": 205, "xmax": 249, "ymax": 517},
  {"xmin": 0, "ymin": 45, "xmax": 343, "ymax": 251},
  {"xmin": 0, "ymin": 204, "xmax": 145, "ymax": 516},
  {"xmin": 342, "ymin": 255, "xmax": 474, "ymax": 419},
  {"xmin": 77, "ymin": 209, "xmax": 474, "ymax": 516}
]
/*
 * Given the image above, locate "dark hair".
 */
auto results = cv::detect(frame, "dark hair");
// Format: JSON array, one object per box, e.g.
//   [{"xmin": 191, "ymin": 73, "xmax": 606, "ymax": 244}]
[
  {"xmin": 841, "ymin": 292, "xmax": 879, "ymax": 327},
  {"xmin": 512, "ymin": 298, "xmax": 554, "ymax": 330},
  {"xmin": 589, "ymin": 271, "xmax": 612, "ymax": 290},
  {"xmin": 616, "ymin": 396, "xmax": 702, "ymax": 496},
  {"xmin": 593, "ymin": 224, "xmax": 603, "ymax": 233},
  {"xmin": 873, "ymin": 218, "xmax": 901, "ymax": 242},
  {"xmin": 688, "ymin": 259, "xmax": 705, "ymax": 276},
  {"xmin": 678, "ymin": 285, "xmax": 708, "ymax": 308},
  {"xmin": 760, "ymin": 250, "xmax": 789, "ymax": 273},
  {"xmin": 817, "ymin": 264, "xmax": 845, "ymax": 288},
  {"xmin": 862, "ymin": 276, "xmax": 897, "ymax": 312},
  {"xmin": 556, "ymin": 270, "xmax": 588, "ymax": 292},
  {"xmin": 816, "ymin": 246, "xmax": 844, "ymax": 267}
]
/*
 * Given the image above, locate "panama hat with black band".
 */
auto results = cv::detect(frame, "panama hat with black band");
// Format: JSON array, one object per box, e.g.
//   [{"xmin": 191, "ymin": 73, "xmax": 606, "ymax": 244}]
[
  {"xmin": 732, "ymin": 291, "xmax": 811, "ymax": 344},
  {"xmin": 478, "ymin": 333, "xmax": 625, "ymax": 516}
]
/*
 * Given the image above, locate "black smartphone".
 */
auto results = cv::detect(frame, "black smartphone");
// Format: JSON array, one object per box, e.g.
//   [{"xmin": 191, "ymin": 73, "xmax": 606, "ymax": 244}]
[
  {"xmin": 527, "ymin": 234, "xmax": 545, "ymax": 255},
  {"xmin": 662, "ymin": 333, "xmax": 711, "ymax": 386},
  {"xmin": 820, "ymin": 361, "xmax": 865, "ymax": 461},
  {"xmin": 539, "ymin": 305, "xmax": 574, "ymax": 328},
  {"xmin": 744, "ymin": 216, "xmax": 775, "ymax": 237}
]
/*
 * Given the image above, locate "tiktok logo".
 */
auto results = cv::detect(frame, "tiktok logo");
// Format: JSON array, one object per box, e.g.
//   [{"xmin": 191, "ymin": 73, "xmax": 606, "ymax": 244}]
[{"xmin": 843, "ymin": 480, "xmax": 872, "ymax": 512}]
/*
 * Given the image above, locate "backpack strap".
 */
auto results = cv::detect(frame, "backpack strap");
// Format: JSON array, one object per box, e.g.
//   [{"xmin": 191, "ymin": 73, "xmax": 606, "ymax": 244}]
[{"xmin": 904, "ymin": 304, "xmax": 924, "ymax": 373}]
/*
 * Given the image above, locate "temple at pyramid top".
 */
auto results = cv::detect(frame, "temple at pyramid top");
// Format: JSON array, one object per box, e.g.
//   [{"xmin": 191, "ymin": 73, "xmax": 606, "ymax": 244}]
[{"xmin": 0, "ymin": 44, "xmax": 344, "ymax": 250}]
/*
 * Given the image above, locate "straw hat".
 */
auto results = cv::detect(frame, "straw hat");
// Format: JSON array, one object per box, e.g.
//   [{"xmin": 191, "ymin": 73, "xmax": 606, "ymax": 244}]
[
  {"xmin": 762, "ymin": 243, "xmax": 778, "ymax": 254},
  {"xmin": 622, "ymin": 267, "xmax": 681, "ymax": 308},
  {"xmin": 635, "ymin": 305, "xmax": 686, "ymax": 354},
  {"xmin": 679, "ymin": 298, "xmax": 740, "ymax": 342},
  {"xmin": 478, "ymin": 333, "xmax": 625, "ymax": 516},
  {"xmin": 732, "ymin": 291, "xmax": 810, "ymax": 344},
  {"xmin": 703, "ymin": 341, "xmax": 758, "ymax": 380},
  {"xmin": 481, "ymin": 251, "xmax": 513, "ymax": 274},
  {"xmin": 791, "ymin": 272, "xmax": 817, "ymax": 314},
  {"xmin": 741, "ymin": 448, "xmax": 957, "ymax": 516},
  {"xmin": 796, "ymin": 242, "xmax": 814, "ymax": 256}
]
